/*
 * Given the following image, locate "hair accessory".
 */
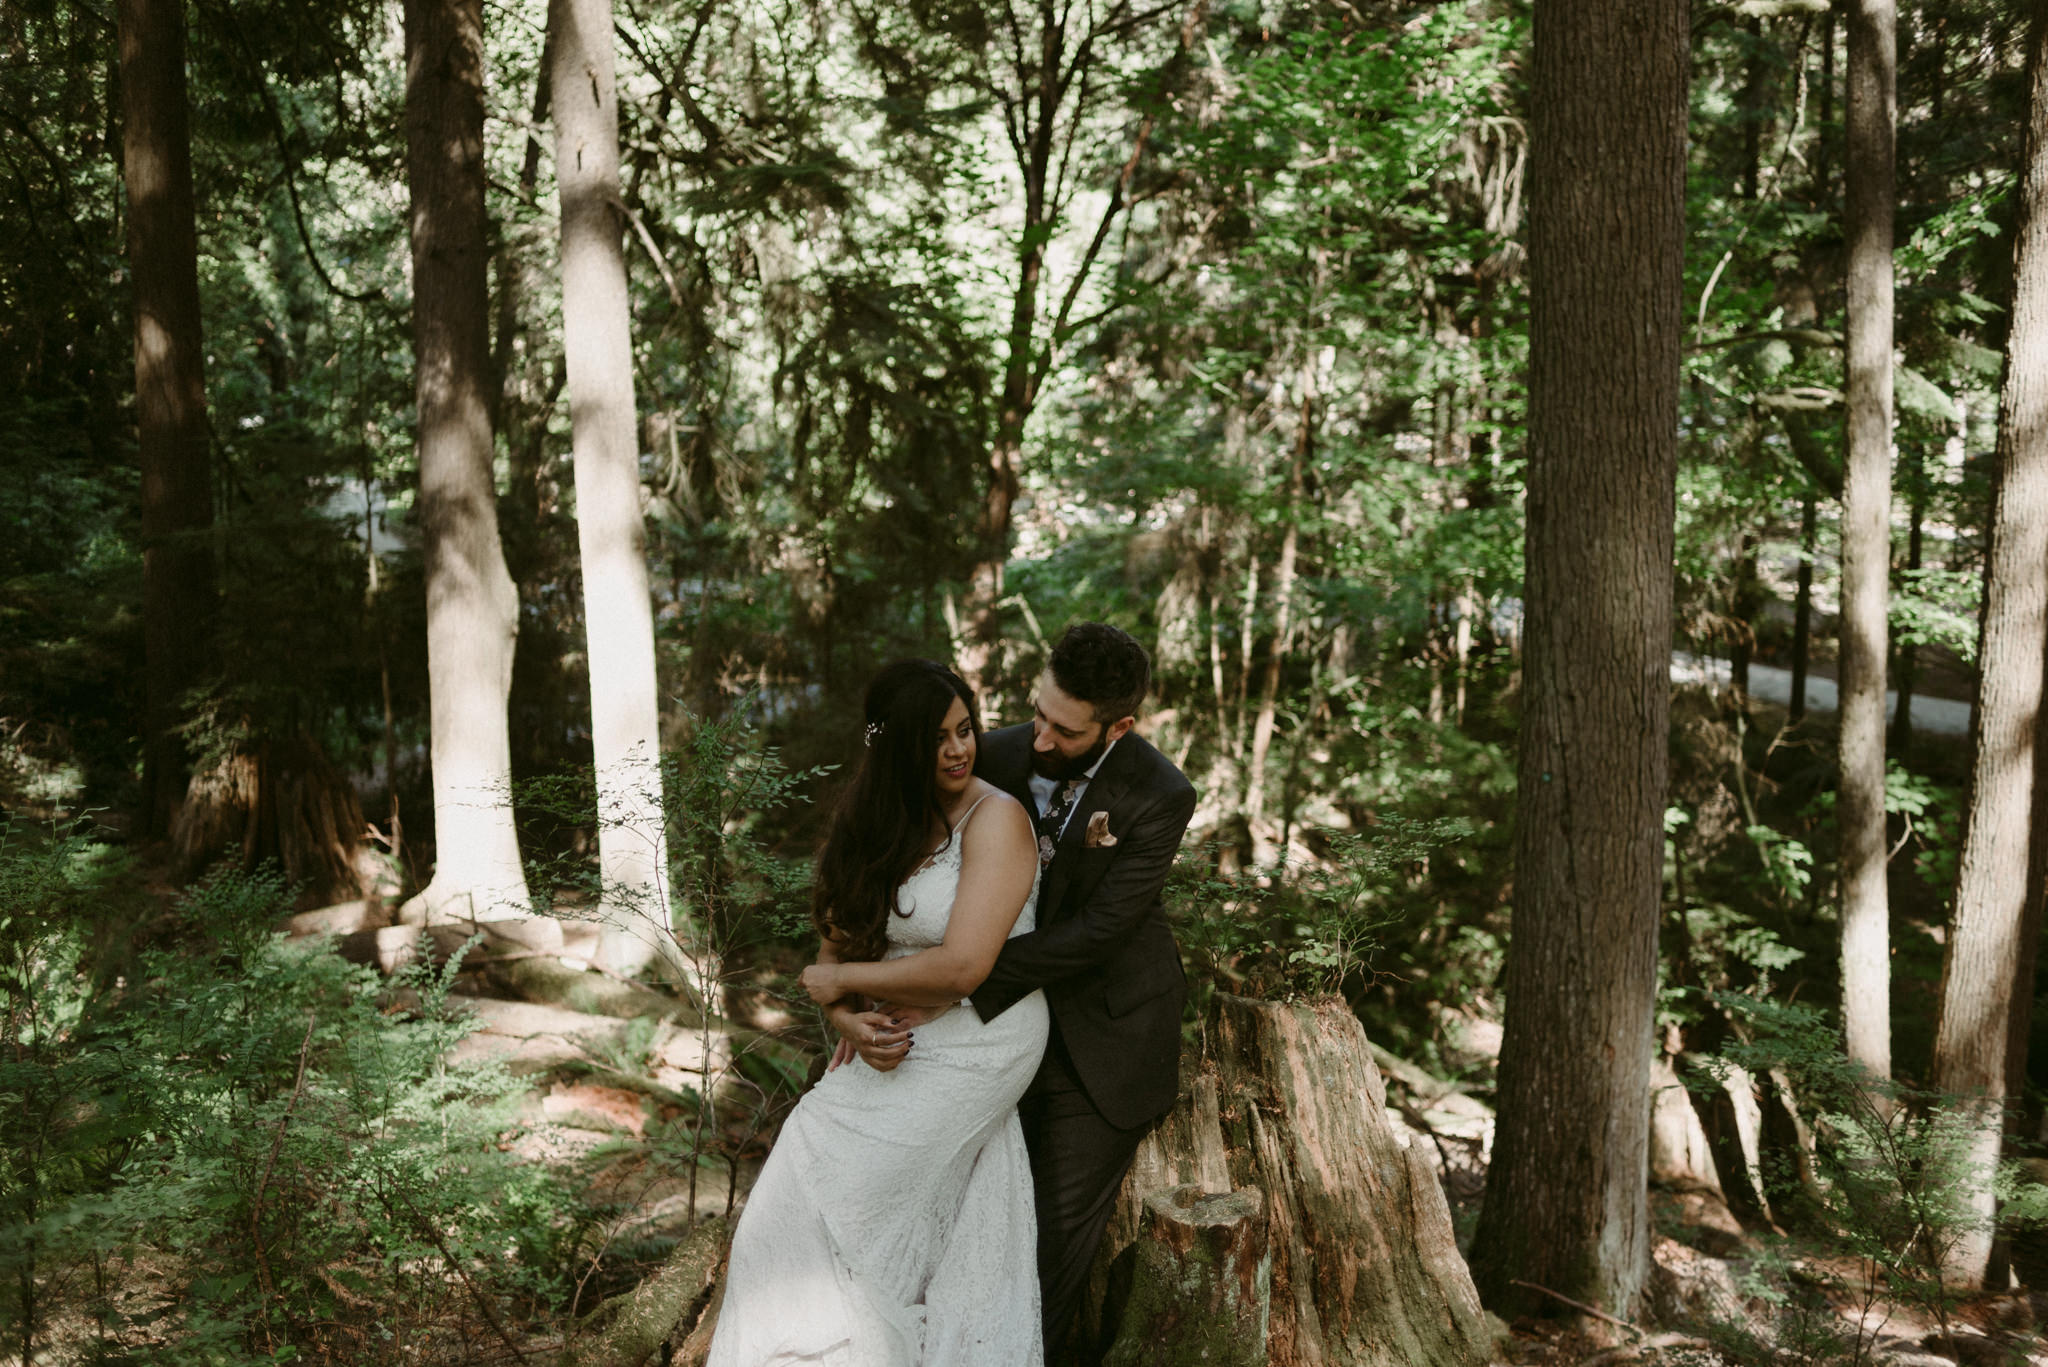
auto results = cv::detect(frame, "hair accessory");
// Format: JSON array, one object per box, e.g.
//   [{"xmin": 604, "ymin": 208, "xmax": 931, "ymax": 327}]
[{"xmin": 863, "ymin": 721, "xmax": 883, "ymax": 747}]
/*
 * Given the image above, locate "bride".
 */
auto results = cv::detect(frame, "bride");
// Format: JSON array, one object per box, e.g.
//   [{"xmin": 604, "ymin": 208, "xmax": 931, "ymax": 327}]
[{"xmin": 705, "ymin": 659, "xmax": 1049, "ymax": 1367}]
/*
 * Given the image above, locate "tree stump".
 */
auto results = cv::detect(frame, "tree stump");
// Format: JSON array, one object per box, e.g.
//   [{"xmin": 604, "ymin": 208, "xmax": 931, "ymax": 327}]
[
  {"xmin": 1101, "ymin": 1184, "xmax": 1269, "ymax": 1367},
  {"xmin": 1093, "ymin": 994, "xmax": 1496, "ymax": 1367}
]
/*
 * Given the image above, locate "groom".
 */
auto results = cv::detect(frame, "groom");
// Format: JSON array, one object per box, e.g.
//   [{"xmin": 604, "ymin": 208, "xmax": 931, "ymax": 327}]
[{"xmin": 842, "ymin": 623, "xmax": 1196, "ymax": 1362}]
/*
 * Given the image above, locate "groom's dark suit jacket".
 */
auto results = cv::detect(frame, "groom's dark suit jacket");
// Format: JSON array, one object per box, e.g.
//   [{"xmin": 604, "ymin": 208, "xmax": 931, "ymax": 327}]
[{"xmin": 968, "ymin": 723, "xmax": 1196, "ymax": 1130}]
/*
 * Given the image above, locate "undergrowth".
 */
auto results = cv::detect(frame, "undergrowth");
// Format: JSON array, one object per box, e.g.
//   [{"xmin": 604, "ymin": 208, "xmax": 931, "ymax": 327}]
[{"xmin": 0, "ymin": 824, "xmax": 584, "ymax": 1366}]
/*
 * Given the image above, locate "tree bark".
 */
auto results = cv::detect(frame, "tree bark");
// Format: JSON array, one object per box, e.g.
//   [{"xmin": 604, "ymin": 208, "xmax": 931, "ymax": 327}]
[
  {"xmin": 118, "ymin": 0, "xmax": 215, "ymax": 837},
  {"xmin": 1729, "ymin": 533, "xmax": 1762, "ymax": 700},
  {"xmin": 1890, "ymin": 443, "xmax": 1925, "ymax": 749},
  {"xmin": 1468, "ymin": 0, "xmax": 1686, "ymax": 1321},
  {"xmin": 1790, "ymin": 491, "xmax": 1816, "ymax": 722},
  {"xmin": 1245, "ymin": 378, "xmax": 1314, "ymax": 865},
  {"xmin": 1094, "ymin": 998, "xmax": 1493, "ymax": 1367},
  {"xmin": 551, "ymin": 0, "xmax": 677, "ymax": 979},
  {"xmin": 1101, "ymin": 1186, "xmax": 1270, "ymax": 1367},
  {"xmin": 171, "ymin": 737, "xmax": 368, "ymax": 905},
  {"xmin": 1836, "ymin": 0, "xmax": 1895, "ymax": 1094},
  {"xmin": 399, "ymin": 0, "xmax": 538, "ymax": 929},
  {"xmin": 562, "ymin": 1214, "xmax": 728, "ymax": 1367},
  {"xmin": 1929, "ymin": 0, "xmax": 2048, "ymax": 1290}
]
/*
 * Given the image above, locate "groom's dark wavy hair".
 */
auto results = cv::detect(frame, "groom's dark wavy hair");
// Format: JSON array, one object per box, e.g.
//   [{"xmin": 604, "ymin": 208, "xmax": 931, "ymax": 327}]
[{"xmin": 813, "ymin": 659, "xmax": 980, "ymax": 962}]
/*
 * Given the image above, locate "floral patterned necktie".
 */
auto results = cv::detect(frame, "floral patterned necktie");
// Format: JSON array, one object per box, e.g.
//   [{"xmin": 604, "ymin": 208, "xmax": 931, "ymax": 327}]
[{"xmin": 1036, "ymin": 779, "xmax": 1084, "ymax": 866}]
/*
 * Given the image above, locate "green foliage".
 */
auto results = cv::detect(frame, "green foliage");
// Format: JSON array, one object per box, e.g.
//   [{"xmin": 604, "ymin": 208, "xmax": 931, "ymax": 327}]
[
  {"xmin": 1693, "ymin": 995, "xmax": 2048, "ymax": 1356},
  {"xmin": 0, "ymin": 829, "xmax": 580, "ymax": 1363},
  {"xmin": 1172, "ymin": 815, "xmax": 1475, "ymax": 1004},
  {"xmin": 519, "ymin": 696, "xmax": 831, "ymax": 972}
]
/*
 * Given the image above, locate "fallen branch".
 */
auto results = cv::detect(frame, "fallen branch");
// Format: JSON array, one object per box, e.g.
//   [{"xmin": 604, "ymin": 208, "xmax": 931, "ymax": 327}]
[{"xmin": 1509, "ymin": 1280, "xmax": 1641, "ymax": 1337}]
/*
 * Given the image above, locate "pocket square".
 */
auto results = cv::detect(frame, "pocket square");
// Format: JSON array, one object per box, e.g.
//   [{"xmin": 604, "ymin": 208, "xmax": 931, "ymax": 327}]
[{"xmin": 1086, "ymin": 811, "xmax": 1118, "ymax": 848}]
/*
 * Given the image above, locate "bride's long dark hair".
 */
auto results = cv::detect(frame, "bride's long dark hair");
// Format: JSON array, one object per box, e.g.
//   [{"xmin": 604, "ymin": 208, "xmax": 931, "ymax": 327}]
[{"xmin": 813, "ymin": 659, "xmax": 981, "ymax": 962}]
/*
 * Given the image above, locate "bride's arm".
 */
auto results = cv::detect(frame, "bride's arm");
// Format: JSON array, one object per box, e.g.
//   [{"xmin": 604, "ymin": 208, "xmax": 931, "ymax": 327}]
[{"xmin": 802, "ymin": 795, "xmax": 1037, "ymax": 1006}]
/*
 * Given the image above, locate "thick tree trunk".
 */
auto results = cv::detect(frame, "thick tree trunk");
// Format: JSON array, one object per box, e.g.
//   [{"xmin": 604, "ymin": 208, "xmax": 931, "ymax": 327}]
[
  {"xmin": 1093, "ymin": 997, "xmax": 1493, "ymax": 1367},
  {"xmin": 1837, "ymin": 0, "xmax": 1895, "ymax": 1094},
  {"xmin": 399, "ymin": 0, "xmax": 538, "ymax": 930},
  {"xmin": 1929, "ymin": 1, "xmax": 2048, "ymax": 1290},
  {"xmin": 1790, "ymin": 492, "xmax": 1816, "ymax": 722},
  {"xmin": 1468, "ymin": 0, "xmax": 1685, "ymax": 1321},
  {"xmin": 118, "ymin": 0, "xmax": 215, "ymax": 837},
  {"xmin": 551, "ymin": 0, "xmax": 677, "ymax": 979},
  {"xmin": 171, "ymin": 737, "xmax": 369, "ymax": 905}
]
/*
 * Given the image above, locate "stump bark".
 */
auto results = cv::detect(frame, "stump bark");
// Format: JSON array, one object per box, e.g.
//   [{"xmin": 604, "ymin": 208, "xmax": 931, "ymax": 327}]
[
  {"xmin": 1093, "ymin": 994, "xmax": 1495, "ymax": 1367},
  {"xmin": 1102, "ymin": 1184, "xmax": 1269, "ymax": 1367}
]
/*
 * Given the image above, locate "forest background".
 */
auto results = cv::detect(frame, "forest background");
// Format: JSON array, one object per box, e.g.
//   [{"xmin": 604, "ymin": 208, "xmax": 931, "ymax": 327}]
[{"xmin": 4, "ymin": 0, "xmax": 2048, "ymax": 1361}]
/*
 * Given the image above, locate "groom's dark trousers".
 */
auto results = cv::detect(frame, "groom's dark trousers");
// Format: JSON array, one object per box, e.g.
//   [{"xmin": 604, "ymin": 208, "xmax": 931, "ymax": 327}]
[{"xmin": 969, "ymin": 724, "xmax": 1197, "ymax": 1363}]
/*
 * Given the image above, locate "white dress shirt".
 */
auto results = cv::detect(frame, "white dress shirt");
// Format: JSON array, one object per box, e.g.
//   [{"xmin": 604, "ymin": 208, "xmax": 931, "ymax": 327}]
[{"xmin": 1026, "ymin": 738, "xmax": 1120, "ymax": 837}]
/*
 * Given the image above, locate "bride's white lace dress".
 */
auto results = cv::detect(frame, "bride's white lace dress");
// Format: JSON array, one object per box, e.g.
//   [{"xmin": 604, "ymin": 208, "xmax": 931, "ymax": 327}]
[{"xmin": 707, "ymin": 799, "xmax": 1048, "ymax": 1366}]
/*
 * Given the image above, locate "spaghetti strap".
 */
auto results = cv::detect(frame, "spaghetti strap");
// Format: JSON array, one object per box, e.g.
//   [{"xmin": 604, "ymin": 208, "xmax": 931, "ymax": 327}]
[{"xmin": 954, "ymin": 790, "xmax": 999, "ymax": 831}]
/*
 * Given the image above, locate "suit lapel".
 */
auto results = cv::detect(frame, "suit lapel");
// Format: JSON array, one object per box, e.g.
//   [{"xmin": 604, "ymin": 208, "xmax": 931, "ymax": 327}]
[{"xmin": 1042, "ymin": 739, "xmax": 1139, "ymax": 919}]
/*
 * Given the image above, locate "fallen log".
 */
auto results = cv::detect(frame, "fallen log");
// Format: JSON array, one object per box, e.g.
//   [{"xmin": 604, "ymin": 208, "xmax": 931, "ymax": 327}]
[
  {"xmin": 560, "ymin": 1216, "xmax": 729, "ymax": 1367},
  {"xmin": 1093, "ymin": 994, "xmax": 1499, "ymax": 1367},
  {"xmin": 331, "ymin": 920, "xmax": 701, "ymax": 1024}
]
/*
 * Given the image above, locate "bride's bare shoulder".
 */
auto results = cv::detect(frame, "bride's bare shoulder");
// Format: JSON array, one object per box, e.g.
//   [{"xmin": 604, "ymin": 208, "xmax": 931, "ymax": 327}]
[{"xmin": 961, "ymin": 787, "xmax": 1033, "ymax": 851}]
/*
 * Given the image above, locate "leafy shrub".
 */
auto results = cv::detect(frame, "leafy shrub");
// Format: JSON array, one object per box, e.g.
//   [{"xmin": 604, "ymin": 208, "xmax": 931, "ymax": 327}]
[
  {"xmin": 1170, "ymin": 816, "xmax": 1474, "ymax": 1005},
  {"xmin": 1688, "ymin": 994, "xmax": 2048, "ymax": 1363},
  {"xmin": 0, "ymin": 827, "xmax": 581, "ymax": 1365}
]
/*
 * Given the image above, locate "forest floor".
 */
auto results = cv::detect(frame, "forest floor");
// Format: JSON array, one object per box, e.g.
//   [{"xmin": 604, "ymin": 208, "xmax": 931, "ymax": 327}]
[
  {"xmin": 312, "ymin": 890, "xmax": 2046, "ymax": 1367},
  {"xmin": 26, "ymin": 854, "xmax": 2035, "ymax": 1367}
]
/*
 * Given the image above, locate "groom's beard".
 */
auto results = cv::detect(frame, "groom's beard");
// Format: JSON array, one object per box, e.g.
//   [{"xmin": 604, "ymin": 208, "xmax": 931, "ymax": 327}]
[{"xmin": 1031, "ymin": 731, "xmax": 1110, "ymax": 781}]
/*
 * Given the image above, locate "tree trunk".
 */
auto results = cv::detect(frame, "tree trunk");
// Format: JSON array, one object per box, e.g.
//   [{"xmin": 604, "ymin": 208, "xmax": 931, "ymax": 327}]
[
  {"xmin": 956, "ymin": 6, "xmax": 1155, "ymax": 702},
  {"xmin": 1837, "ymin": 0, "xmax": 1896, "ymax": 1095},
  {"xmin": 1468, "ymin": 0, "xmax": 1685, "ymax": 1321},
  {"xmin": 170, "ymin": 737, "xmax": 369, "ymax": 906},
  {"xmin": 1929, "ymin": 1, "xmax": 2048, "ymax": 1289},
  {"xmin": 1790, "ymin": 491, "xmax": 1817, "ymax": 723},
  {"xmin": 118, "ymin": 0, "xmax": 215, "ymax": 837},
  {"xmin": 1729, "ymin": 533, "xmax": 1762, "ymax": 700},
  {"xmin": 954, "ymin": 0, "xmax": 1062, "ymax": 702},
  {"xmin": 1092, "ymin": 997, "xmax": 1493, "ymax": 1367},
  {"xmin": 1245, "ymin": 379, "xmax": 1314, "ymax": 865},
  {"xmin": 551, "ymin": 0, "xmax": 677, "ymax": 979},
  {"xmin": 1890, "ymin": 443, "xmax": 1925, "ymax": 749},
  {"xmin": 399, "ymin": 0, "xmax": 538, "ymax": 930}
]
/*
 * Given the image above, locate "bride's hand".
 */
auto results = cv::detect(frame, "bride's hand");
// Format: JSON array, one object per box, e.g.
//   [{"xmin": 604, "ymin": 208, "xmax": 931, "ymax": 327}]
[
  {"xmin": 823, "ymin": 1004, "xmax": 913, "ymax": 1072},
  {"xmin": 800, "ymin": 963, "xmax": 845, "ymax": 1005}
]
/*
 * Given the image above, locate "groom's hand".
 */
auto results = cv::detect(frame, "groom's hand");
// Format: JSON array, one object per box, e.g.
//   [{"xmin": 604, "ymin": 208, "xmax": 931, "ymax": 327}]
[{"xmin": 824, "ymin": 1002, "xmax": 914, "ymax": 1072}]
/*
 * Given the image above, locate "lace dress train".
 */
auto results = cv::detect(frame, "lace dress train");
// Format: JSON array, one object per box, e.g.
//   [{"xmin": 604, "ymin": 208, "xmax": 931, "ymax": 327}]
[{"xmin": 706, "ymin": 803, "xmax": 1048, "ymax": 1367}]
